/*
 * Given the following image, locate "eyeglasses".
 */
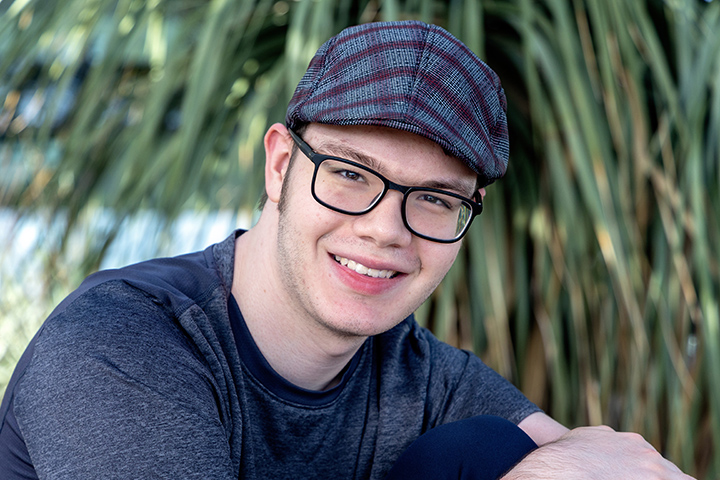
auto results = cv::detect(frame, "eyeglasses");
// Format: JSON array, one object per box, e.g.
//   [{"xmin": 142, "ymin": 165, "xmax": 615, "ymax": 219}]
[{"xmin": 288, "ymin": 128, "xmax": 482, "ymax": 243}]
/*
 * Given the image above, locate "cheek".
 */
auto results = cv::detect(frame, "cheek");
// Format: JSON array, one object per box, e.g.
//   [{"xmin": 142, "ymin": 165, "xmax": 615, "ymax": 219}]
[
  {"xmin": 420, "ymin": 243, "xmax": 462, "ymax": 280},
  {"xmin": 280, "ymin": 180, "xmax": 347, "ymax": 241},
  {"xmin": 277, "ymin": 162, "xmax": 299, "ymax": 215}
]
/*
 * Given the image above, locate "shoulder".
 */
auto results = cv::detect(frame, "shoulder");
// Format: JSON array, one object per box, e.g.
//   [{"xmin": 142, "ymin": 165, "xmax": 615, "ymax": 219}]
[
  {"xmin": 13, "ymin": 280, "xmax": 222, "ymax": 422},
  {"xmin": 21, "ymin": 281, "xmax": 196, "ymax": 391},
  {"xmin": 40, "ymin": 279, "xmax": 179, "ymax": 345},
  {"xmin": 17, "ymin": 230, "xmax": 242, "ymax": 380},
  {"xmin": 63, "ymin": 245, "xmax": 225, "ymax": 317},
  {"xmin": 23, "ymin": 235, "xmax": 236, "ymax": 356},
  {"xmin": 375, "ymin": 316, "xmax": 541, "ymax": 425},
  {"xmin": 9, "ymin": 238, "xmax": 237, "ymax": 421},
  {"xmin": 5, "ymin": 281, "xmax": 236, "ymax": 480},
  {"xmin": 0, "ymin": 235, "xmax": 243, "ymax": 478}
]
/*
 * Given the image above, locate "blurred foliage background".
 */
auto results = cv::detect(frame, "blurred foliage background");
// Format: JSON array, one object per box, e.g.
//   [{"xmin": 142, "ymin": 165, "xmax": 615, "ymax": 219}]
[{"xmin": 1, "ymin": 0, "xmax": 719, "ymax": 476}]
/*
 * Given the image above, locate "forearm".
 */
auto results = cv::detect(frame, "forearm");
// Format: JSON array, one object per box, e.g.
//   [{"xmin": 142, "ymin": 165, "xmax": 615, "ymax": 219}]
[
  {"xmin": 501, "ymin": 434, "xmax": 599, "ymax": 479},
  {"xmin": 516, "ymin": 412, "xmax": 568, "ymax": 447},
  {"xmin": 502, "ymin": 426, "xmax": 695, "ymax": 480}
]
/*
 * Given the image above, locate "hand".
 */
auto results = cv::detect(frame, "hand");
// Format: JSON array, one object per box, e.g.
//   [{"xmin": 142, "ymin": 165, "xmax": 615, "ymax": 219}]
[{"xmin": 503, "ymin": 425, "xmax": 695, "ymax": 479}]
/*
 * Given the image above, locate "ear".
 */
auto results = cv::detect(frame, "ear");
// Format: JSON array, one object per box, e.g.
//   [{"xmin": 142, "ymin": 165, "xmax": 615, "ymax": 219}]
[{"xmin": 264, "ymin": 123, "xmax": 293, "ymax": 204}]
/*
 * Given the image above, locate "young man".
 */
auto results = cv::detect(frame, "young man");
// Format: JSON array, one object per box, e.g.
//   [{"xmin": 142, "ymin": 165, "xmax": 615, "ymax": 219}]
[{"xmin": 0, "ymin": 21, "xmax": 693, "ymax": 479}]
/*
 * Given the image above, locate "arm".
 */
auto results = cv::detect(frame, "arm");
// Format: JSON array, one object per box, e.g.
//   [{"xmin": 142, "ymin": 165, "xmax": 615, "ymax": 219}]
[
  {"xmin": 13, "ymin": 283, "xmax": 237, "ymax": 479},
  {"xmin": 506, "ymin": 412, "xmax": 695, "ymax": 479},
  {"xmin": 517, "ymin": 412, "xmax": 568, "ymax": 446}
]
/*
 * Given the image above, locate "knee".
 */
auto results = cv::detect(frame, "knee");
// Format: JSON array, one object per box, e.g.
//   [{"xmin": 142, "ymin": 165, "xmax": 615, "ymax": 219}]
[{"xmin": 385, "ymin": 415, "xmax": 537, "ymax": 480}]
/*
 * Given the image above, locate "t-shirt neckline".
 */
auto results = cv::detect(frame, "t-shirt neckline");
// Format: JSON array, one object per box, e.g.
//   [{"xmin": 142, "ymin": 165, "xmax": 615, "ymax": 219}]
[{"xmin": 227, "ymin": 294, "xmax": 367, "ymax": 406}]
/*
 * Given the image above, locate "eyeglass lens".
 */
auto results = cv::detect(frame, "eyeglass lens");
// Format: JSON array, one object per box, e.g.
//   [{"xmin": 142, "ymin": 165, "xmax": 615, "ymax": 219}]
[{"xmin": 313, "ymin": 158, "xmax": 472, "ymax": 241}]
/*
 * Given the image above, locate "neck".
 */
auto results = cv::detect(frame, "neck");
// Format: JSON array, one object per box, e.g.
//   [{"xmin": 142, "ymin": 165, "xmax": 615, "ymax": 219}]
[{"xmin": 231, "ymin": 224, "xmax": 365, "ymax": 391}]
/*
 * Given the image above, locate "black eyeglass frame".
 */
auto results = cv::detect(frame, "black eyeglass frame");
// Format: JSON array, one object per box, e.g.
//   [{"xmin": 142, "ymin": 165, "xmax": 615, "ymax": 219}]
[{"xmin": 287, "ymin": 128, "xmax": 483, "ymax": 244}]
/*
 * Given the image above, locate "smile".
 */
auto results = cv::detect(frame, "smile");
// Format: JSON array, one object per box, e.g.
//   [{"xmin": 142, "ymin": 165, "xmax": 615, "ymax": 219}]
[{"xmin": 333, "ymin": 255, "xmax": 397, "ymax": 279}]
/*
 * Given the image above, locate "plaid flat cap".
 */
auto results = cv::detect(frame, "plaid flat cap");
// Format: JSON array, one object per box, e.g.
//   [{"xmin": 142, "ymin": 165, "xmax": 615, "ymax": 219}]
[{"xmin": 285, "ymin": 20, "xmax": 509, "ymax": 187}]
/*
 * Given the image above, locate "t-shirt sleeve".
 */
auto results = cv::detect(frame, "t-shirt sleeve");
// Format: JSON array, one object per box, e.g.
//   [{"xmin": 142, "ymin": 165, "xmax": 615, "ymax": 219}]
[
  {"xmin": 13, "ymin": 282, "xmax": 236, "ymax": 479},
  {"xmin": 419, "ymin": 325, "xmax": 541, "ymax": 427}
]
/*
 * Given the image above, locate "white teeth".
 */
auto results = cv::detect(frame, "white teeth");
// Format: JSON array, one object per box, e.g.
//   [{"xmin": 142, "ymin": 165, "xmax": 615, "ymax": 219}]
[{"xmin": 334, "ymin": 255, "xmax": 396, "ymax": 279}]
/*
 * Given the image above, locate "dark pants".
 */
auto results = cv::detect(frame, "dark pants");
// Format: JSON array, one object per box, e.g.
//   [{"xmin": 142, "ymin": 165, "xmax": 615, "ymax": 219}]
[{"xmin": 385, "ymin": 415, "xmax": 537, "ymax": 480}]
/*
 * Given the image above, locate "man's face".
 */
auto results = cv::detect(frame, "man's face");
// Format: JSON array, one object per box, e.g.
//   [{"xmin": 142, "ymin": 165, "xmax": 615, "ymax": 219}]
[{"xmin": 274, "ymin": 123, "xmax": 477, "ymax": 339}]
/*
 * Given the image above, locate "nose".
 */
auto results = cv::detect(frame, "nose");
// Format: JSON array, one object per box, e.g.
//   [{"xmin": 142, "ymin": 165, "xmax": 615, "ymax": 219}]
[{"xmin": 351, "ymin": 190, "xmax": 413, "ymax": 248}]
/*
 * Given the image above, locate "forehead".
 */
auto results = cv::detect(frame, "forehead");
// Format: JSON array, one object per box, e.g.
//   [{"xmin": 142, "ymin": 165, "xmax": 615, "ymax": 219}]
[{"xmin": 302, "ymin": 123, "xmax": 478, "ymax": 195}]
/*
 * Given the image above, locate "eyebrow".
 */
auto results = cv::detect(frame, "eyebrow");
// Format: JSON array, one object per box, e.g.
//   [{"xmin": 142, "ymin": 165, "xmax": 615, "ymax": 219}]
[
  {"xmin": 315, "ymin": 141, "xmax": 384, "ymax": 172},
  {"xmin": 314, "ymin": 140, "xmax": 477, "ymax": 198}
]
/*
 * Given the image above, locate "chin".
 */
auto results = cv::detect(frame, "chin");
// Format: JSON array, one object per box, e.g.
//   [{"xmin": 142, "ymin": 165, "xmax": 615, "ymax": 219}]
[{"xmin": 323, "ymin": 312, "xmax": 406, "ymax": 339}]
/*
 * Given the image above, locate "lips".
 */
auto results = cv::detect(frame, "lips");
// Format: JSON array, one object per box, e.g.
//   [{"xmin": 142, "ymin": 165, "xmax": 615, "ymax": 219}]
[{"xmin": 333, "ymin": 255, "xmax": 398, "ymax": 279}]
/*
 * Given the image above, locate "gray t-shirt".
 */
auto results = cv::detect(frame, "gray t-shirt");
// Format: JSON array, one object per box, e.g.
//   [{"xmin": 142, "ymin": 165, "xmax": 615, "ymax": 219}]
[{"xmin": 0, "ymin": 231, "xmax": 540, "ymax": 479}]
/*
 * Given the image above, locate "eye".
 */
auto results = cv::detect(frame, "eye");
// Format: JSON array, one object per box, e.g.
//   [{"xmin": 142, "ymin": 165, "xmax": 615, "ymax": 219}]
[
  {"xmin": 418, "ymin": 193, "xmax": 452, "ymax": 209},
  {"xmin": 326, "ymin": 165, "xmax": 367, "ymax": 183},
  {"xmin": 339, "ymin": 169, "xmax": 363, "ymax": 181}
]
